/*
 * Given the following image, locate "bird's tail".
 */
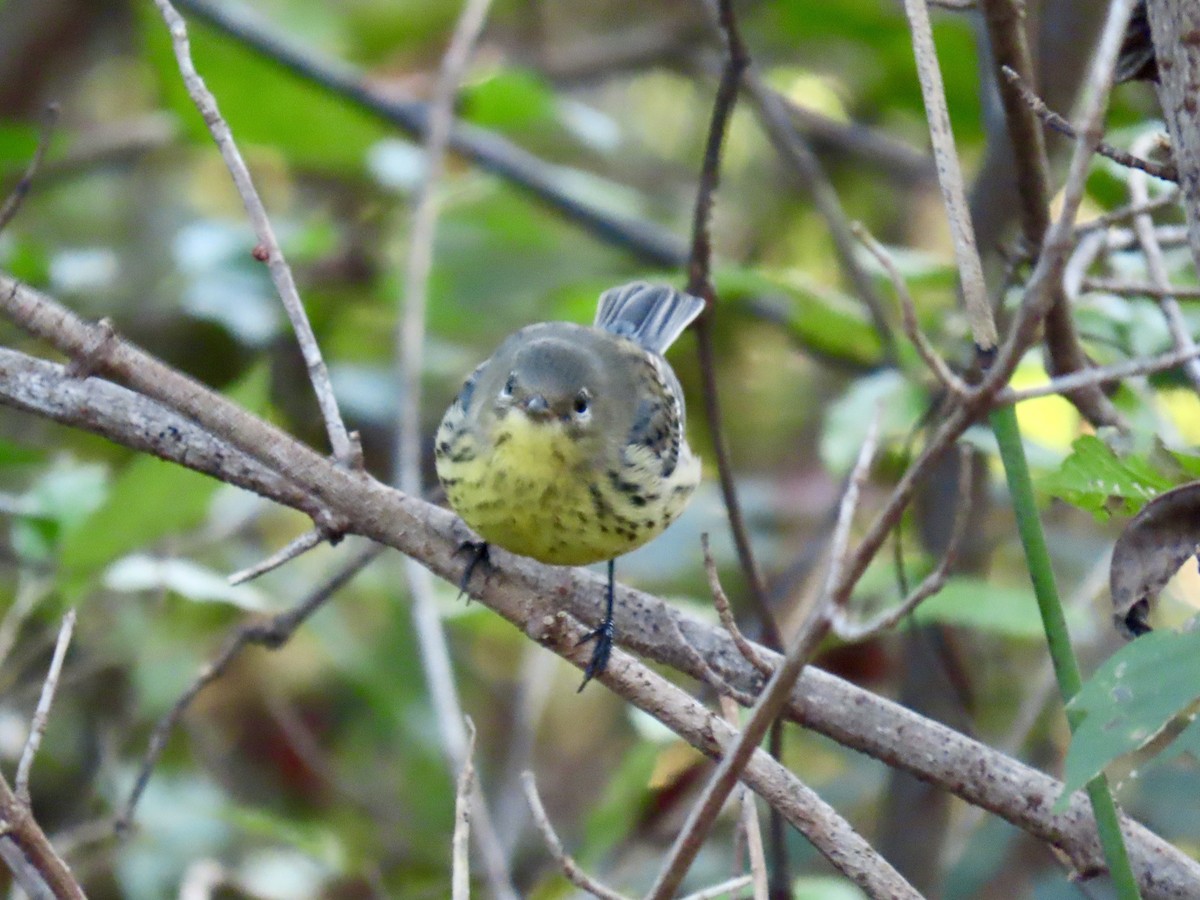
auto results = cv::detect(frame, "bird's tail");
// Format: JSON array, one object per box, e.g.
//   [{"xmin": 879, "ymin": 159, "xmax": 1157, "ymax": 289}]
[{"xmin": 593, "ymin": 282, "xmax": 705, "ymax": 355}]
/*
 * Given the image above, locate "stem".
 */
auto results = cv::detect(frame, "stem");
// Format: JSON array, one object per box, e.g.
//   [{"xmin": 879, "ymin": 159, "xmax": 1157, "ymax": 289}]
[{"xmin": 988, "ymin": 403, "xmax": 1141, "ymax": 899}]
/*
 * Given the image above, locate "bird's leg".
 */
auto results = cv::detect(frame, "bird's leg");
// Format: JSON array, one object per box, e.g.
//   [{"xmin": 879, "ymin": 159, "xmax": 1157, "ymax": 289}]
[
  {"xmin": 455, "ymin": 540, "xmax": 493, "ymax": 600},
  {"xmin": 577, "ymin": 558, "xmax": 616, "ymax": 691}
]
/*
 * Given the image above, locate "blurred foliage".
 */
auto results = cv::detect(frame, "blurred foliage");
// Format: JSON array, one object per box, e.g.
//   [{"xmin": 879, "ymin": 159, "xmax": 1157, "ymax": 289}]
[{"xmin": 0, "ymin": 0, "xmax": 1195, "ymax": 898}]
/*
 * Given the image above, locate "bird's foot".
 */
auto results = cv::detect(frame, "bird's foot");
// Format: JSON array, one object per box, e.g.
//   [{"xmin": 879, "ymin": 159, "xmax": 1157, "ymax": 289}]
[
  {"xmin": 454, "ymin": 540, "xmax": 492, "ymax": 600},
  {"xmin": 576, "ymin": 620, "xmax": 614, "ymax": 692}
]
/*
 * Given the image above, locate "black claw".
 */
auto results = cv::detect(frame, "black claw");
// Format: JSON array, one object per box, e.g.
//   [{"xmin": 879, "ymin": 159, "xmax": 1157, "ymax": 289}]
[
  {"xmin": 576, "ymin": 621, "xmax": 614, "ymax": 691},
  {"xmin": 576, "ymin": 558, "xmax": 618, "ymax": 692},
  {"xmin": 455, "ymin": 540, "xmax": 492, "ymax": 599}
]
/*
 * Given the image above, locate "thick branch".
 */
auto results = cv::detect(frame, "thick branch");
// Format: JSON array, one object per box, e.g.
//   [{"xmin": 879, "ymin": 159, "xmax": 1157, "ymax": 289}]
[
  {"xmin": 1, "ymin": 278, "xmax": 1198, "ymax": 896},
  {"xmin": 1145, "ymin": 0, "xmax": 1200, "ymax": 277}
]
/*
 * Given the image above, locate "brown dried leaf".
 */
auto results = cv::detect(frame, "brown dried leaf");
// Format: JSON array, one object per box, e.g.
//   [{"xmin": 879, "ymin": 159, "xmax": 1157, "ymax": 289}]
[{"xmin": 1110, "ymin": 482, "xmax": 1200, "ymax": 637}]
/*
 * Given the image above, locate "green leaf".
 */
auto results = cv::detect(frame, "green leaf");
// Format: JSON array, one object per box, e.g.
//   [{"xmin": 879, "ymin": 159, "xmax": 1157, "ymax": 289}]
[
  {"xmin": 10, "ymin": 460, "xmax": 110, "ymax": 563},
  {"xmin": 103, "ymin": 556, "xmax": 270, "ymax": 610},
  {"xmin": 1059, "ymin": 624, "xmax": 1200, "ymax": 803},
  {"xmin": 908, "ymin": 576, "xmax": 1045, "ymax": 638},
  {"xmin": 716, "ymin": 265, "xmax": 885, "ymax": 368},
  {"xmin": 60, "ymin": 456, "xmax": 219, "ymax": 579},
  {"xmin": 1039, "ymin": 435, "xmax": 1172, "ymax": 519},
  {"xmin": 579, "ymin": 742, "xmax": 658, "ymax": 867},
  {"xmin": 462, "ymin": 68, "xmax": 557, "ymax": 131},
  {"xmin": 139, "ymin": 8, "xmax": 389, "ymax": 173},
  {"xmin": 820, "ymin": 369, "xmax": 927, "ymax": 474}
]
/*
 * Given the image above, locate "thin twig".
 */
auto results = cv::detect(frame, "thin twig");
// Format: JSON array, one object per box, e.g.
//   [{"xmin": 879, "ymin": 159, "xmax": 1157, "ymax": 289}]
[
  {"xmin": 14, "ymin": 609, "xmax": 75, "ymax": 805},
  {"xmin": 452, "ymin": 717, "xmax": 477, "ymax": 900},
  {"xmin": 1083, "ymin": 277, "xmax": 1200, "ymax": 299},
  {"xmin": 719, "ymin": 696, "xmax": 768, "ymax": 900},
  {"xmin": 997, "ymin": 342, "xmax": 1200, "ymax": 405},
  {"xmin": 227, "ymin": 528, "xmax": 325, "ymax": 585},
  {"xmin": 902, "ymin": 0, "xmax": 996, "ymax": 351},
  {"xmin": 1, "ymin": 276, "xmax": 1195, "ymax": 894},
  {"xmin": 678, "ymin": 875, "xmax": 755, "ymax": 900},
  {"xmin": 118, "ymin": 542, "xmax": 383, "ymax": 829},
  {"xmin": 522, "ymin": 772, "xmax": 631, "ymax": 900},
  {"xmin": 644, "ymin": 414, "xmax": 885, "ymax": 900},
  {"xmin": 0, "ymin": 105, "xmax": 59, "ymax": 235},
  {"xmin": 851, "ymin": 222, "xmax": 968, "ymax": 395},
  {"xmin": 686, "ymin": 5, "xmax": 788, "ymax": 893},
  {"xmin": 173, "ymin": 0, "xmax": 688, "ymax": 267},
  {"xmin": 687, "ymin": 0, "xmax": 781, "ymax": 649},
  {"xmin": 0, "ymin": 576, "xmax": 50, "ymax": 673},
  {"xmin": 150, "ymin": 0, "xmax": 355, "ymax": 464},
  {"xmin": 832, "ymin": 446, "xmax": 970, "ymax": 640},
  {"xmin": 1000, "ymin": 66, "xmax": 1177, "ymax": 183},
  {"xmin": 982, "ymin": 0, "xmax": 1122, "ymax": 428},
  {"xmin": 703, "ymin": 535, "xmax": 771, "ymax": 678},
  {"xmin": 0, "ymin": 770, "xmax": 86, "ymax": 899},
  {"xmin": 1074, "ymin": 189, "xmax": 1181, "ymax": 236},
  {"xmin": 388, "ymin": 0, "xmax": 515, "ymax": 895},
  {"xmin": 1129, "ymin": 130, "xmax": 1200, "ymax": 391}
]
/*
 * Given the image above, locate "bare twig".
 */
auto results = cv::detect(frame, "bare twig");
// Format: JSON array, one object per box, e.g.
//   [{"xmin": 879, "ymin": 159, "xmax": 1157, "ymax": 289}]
[
  {"xmin": 452, "ymin": 717, "xmax": 477, "ymax": 900},
  {"xmin": 1, "ymin": 277, "xmax": 1197, "ymax": 895},
  {"xmin": 118, "ymin": 542, "xmax": 383, "ymax": 829},
  {"xmin": 832, "ymin": 446, "xmax": 970, "ymax": 640},
  {"xmin": 644, "ymin": 416, "xmax": 887, "ymax": 900},
  {"xmin": 1083, "ymin": 277, "xmax": 1200, "ymax": 299},
  {"xmin": 679, "ymin": 875, "xmax": 755, "ymax": 900},
  {"xmin": 687, "ymin": 0, "xmax": 781, "ymax": 656},
  {"xmin": 0, "ymin": 772, "xmax": 85, "ymax": 899},
  {"xmin": 0, "ymin": 105, "xmax": 58, "ymax": 235},
  {"xmin": 0, "ymin": 576, "xmax": 50, "ymax": 672},
  {"xmin": 703, "ymin": 535, "xmax": 771, "ymax": 678},
  {"xmin": 902, "ymin": 0, "xmax": 997, "ymax": 351},
  {"xmin": 1129, "ymin": 130, "xmax": 1200, "ymax": 391},
  {"xmin": 685, "ymin": 5, "xmax": 790, "ymax": 891},
  {"xmin": 985, "ymin": 0, "xmax": 1142, "ymax": 390},
  {"xmin": 1074, "ymin": 189, "xmax": 1181, "ymax": 236},
  {"xmin": 998, "ymin": 340, "xmax": 1200, "ymax": 405},
  {"xmin": 150, "ymin": 0, "xmax": 355, "ymax": 464},
  {"xmin": 227, "ymin": 528, "xmax": 325, "ymax": 585},
  {"xmin": 852, "ymin": 222, "xmax": 968, "ymax": 394},
  {"xmin": 522, "ymin": 772, "xmax": 631, "ymax": 900},
  {"xmin": 14, "ymin": 609, "xmax": 75, "ymax": 804},
  {"xmin": 719, "ymin": 696, "xmax": 768, "ymax": 900},
  {"xmin": 388, "ymin": 0, "xmax": 515, "ymax": 895},
  {"xmin": 982, "ymin": 0, "xmax": 1122, "ymax": 428},
  {"xmin": 173, "ymin": 0, "xmax": 687, "ymax": 267},
  {"xmin": 1000, "ymin": 66, "xmax": 1177, "ymax": 183}
]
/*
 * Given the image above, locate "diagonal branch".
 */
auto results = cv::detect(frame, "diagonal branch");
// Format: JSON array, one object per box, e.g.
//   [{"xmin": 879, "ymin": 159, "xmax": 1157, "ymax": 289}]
[
  {"xmin": 1, "ymin": 277, "xmax": 1198, "ymax": 896},
  {"xmin": 152, "ymin": 0, "xmax": 355, "ymax": 465},
  {"xmin": 981, "ymin": 0, "xmax": 1122, "ymax": 428}
]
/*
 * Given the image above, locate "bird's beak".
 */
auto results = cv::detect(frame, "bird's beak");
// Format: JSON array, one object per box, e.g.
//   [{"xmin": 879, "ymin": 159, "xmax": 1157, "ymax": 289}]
[{"xmin": 520, "ymin": 394, "xmax": 552, "ymax": 420}]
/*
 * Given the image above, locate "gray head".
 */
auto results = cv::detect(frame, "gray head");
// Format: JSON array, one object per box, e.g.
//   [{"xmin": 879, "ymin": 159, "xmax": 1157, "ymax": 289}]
[{"xmin": 495, "ymin": 331, "xmax": 601, "ymax": 426}]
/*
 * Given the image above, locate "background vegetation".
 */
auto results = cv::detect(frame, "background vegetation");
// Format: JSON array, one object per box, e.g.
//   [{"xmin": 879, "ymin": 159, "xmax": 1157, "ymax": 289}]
[{"xmin": 0, "ymin": 0, "xmax": 1197, "ymax": 898}]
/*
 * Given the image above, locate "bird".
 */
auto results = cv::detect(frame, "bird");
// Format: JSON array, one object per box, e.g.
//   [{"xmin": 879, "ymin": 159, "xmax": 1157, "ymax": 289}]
[{"xmin": 434, "ymin": 281, "xmax": 704, "ymax": 689}]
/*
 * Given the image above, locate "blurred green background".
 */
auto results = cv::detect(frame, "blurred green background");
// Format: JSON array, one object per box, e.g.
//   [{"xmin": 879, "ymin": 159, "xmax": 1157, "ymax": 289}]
[{"xmin": 0, "ymin": 0, "xmax": 1197, "ymax": 897}]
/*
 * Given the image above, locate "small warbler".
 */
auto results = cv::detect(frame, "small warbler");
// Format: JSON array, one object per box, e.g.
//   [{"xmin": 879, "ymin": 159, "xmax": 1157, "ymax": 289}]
[{"xmin": 434, "ymin": 282, "xmax": 704, "ymax": 687}]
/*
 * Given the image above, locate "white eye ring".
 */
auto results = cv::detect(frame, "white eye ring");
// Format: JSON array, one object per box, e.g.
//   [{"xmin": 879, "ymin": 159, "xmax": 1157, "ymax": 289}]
[
  {"xmin": 573, "ymin": 390, "xmax": 591, "ymax": 417},
  {"xmin": 501, "ymin": 374, "xmax": 516, "ymax": 398}
]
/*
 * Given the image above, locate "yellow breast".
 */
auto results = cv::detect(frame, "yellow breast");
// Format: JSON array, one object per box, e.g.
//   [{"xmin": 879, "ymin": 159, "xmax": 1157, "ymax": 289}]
[{"xmin": 439, "ymin": 412, "xmax": 691, "ymax": 566}]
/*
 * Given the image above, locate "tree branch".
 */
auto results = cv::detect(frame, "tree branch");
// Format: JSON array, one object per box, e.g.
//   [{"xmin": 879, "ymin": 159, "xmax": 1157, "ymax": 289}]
[{"xmin": 1, "ymin": 276, "xmax": 1198, "ymax": 896}]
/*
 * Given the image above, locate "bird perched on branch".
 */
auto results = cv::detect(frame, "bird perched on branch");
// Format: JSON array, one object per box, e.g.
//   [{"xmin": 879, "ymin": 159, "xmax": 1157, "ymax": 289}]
[{"xmin": 434, "ymin": 282, "xmax": 704, "ymax": 688}]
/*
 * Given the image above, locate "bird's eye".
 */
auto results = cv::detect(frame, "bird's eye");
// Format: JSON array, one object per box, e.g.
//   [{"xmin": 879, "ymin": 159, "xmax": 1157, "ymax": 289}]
[
  {"xmin": 573, "ymin": 391, "xmax": 591, "ymax": 415},
  {"xmin": 501, "ymin": 374, "xmax": 516, "ymax": 398}
]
